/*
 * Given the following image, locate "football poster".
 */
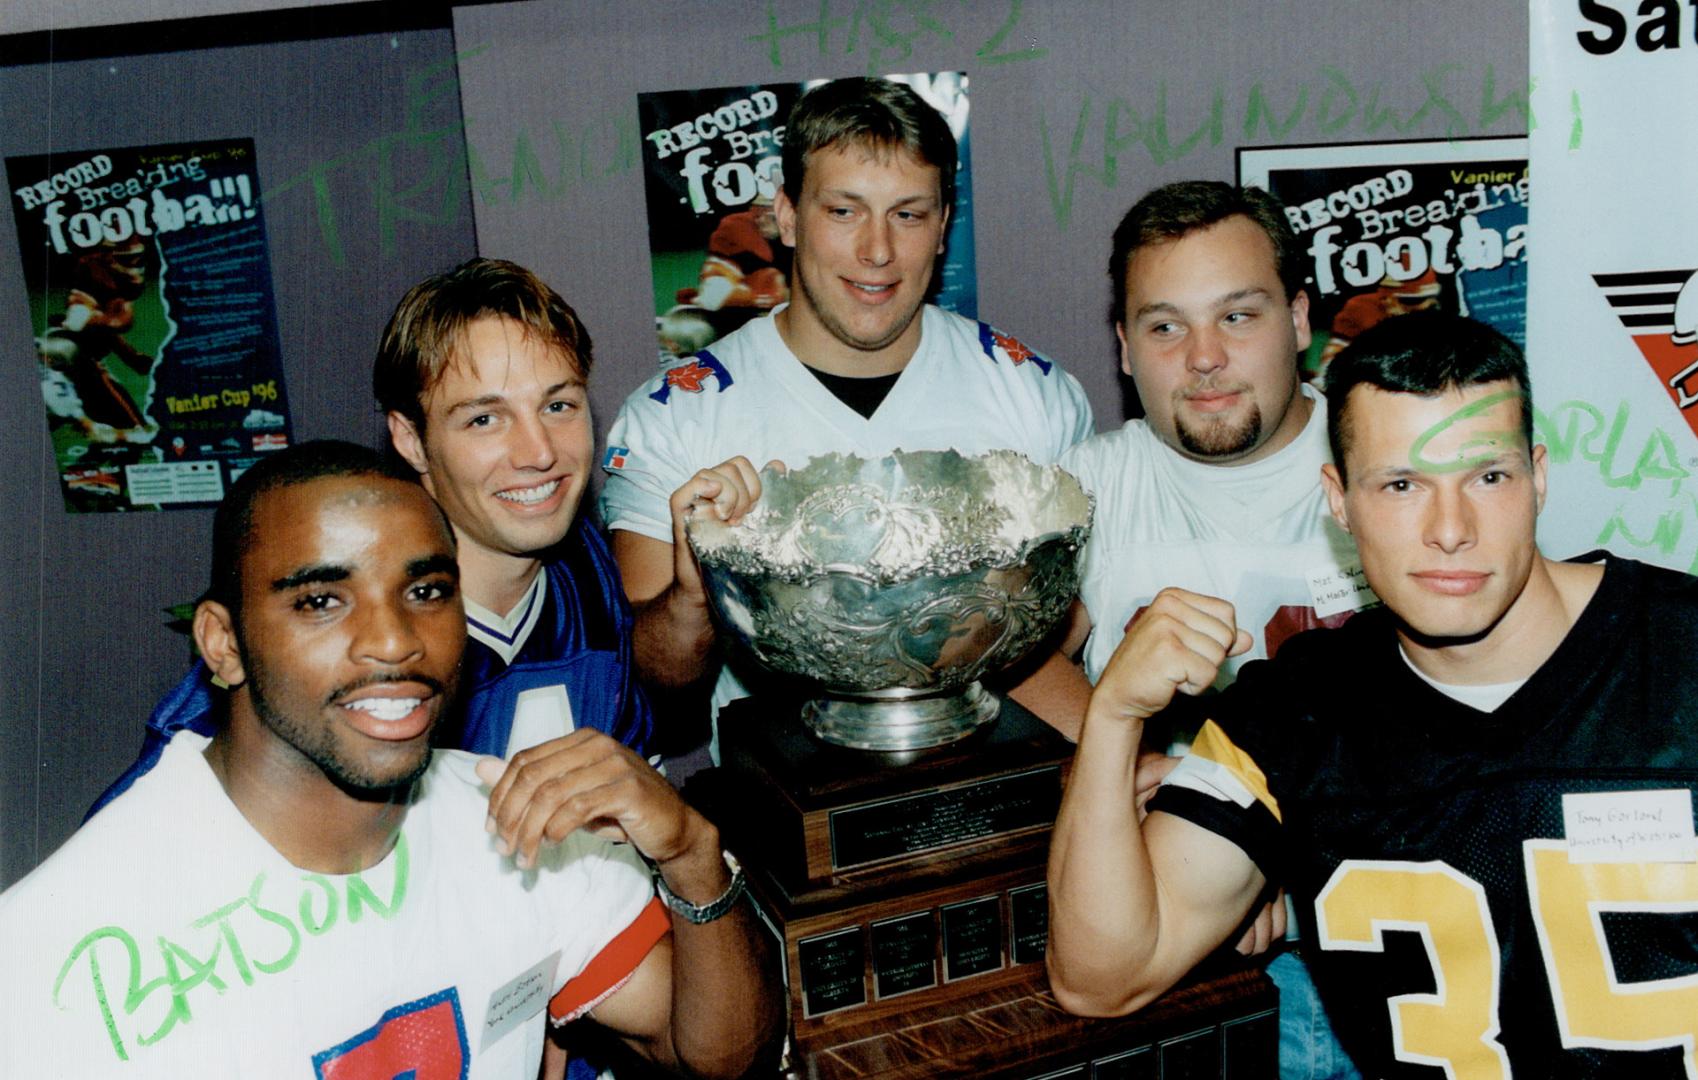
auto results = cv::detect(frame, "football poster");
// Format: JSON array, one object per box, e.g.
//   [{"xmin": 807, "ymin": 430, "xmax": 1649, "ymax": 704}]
[
  {"xmin": 8, "ymin": 138, "xmax": 293, "ymax": 512},
  {"xmin": 638, "ymin": 72, "xmax": 976, "ymax": 365},
  {"xmin": 1239, "ymin": 137, "xmax": 1528, "ymax": 384}
]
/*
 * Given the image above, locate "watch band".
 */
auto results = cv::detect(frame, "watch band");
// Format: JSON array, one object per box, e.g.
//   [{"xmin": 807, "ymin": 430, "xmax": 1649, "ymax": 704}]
[{"xmin": 653, "ymin": 849, "xmax": 746, "ymax": 924}]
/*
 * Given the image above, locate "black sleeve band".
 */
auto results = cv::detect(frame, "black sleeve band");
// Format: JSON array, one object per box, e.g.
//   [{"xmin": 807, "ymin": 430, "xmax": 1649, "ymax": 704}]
[{"xmin": 1147, "ymin": 785, "xmax": 1287, "ymax": 887}]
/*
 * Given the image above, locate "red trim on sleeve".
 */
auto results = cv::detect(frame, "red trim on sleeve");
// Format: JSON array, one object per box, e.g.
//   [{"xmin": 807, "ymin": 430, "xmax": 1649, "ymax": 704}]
[{"xmin": 548, "ymin": 897, "xmax": 670, "ymax": 1023}]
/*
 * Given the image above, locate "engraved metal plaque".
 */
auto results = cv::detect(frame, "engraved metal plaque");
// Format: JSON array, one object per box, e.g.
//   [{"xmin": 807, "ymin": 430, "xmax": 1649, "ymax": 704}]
[
  {"xmin": 1008, "ymin": 881, "xmax": 1047, "ymax": 966},
  {"xmin": 798, "ymin": 927, "xmax": 865, "ymax": 1018},
  {"xmin": 1026, "ymin": 1067, "xmax": 1085, "ymax": 1080},
  {"xmin": 1091, "ymin": 1046, "xmax": 1155, "ymax": 1080},
  {"xmin": 1222, "ymin": 1010, "xmax": 1278, "ymax": 1077},
  {"xmin": 871, "ymin": 911, "xmax": 937, "ymax": 999},
  {"xmin": 745, "ymin": 888, "xmax": 790, "ymax": 1002},
  {"xmin": 1159, "ymin": 1027, "xmax": 1219, "ymax": 1079},
  {"xmin": 828, "ymin": 765, "xmax": 1061, "ymax": 870},
  {"xmin": 941, "ymin": 895, "xmax": 1003, "ymax": 981}
]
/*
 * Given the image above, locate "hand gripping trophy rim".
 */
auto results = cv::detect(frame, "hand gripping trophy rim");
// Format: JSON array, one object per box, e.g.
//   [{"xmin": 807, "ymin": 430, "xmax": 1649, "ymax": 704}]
[{"xmin": 686, "ymin": 449, "xmax": 1093, "ymax": 751}]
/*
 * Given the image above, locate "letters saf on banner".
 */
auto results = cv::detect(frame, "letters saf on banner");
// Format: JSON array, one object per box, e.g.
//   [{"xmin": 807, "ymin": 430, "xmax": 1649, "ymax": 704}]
[
  {"xmin": 1526, "ymin": 1, "xmax": 1698, "ymax": 573},
  {"xmin": 8, "ymin": 139, "xmax": 293, "ymax": 513},
  {"xmin": 638, "ymin": 72, "xmax": 976, "ymax": 365},
  {"xmin": 1239, "ymin": 138, "xmax": 1528, "ymax": 386}
]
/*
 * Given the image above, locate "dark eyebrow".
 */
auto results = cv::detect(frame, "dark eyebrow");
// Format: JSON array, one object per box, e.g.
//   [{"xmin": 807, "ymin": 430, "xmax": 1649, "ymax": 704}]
[
  {"xmin": 1132, "ymin": 288, "xmax": 1273, "ymax": 323},
  {"xmin": 1218, "ymin": 287, "xmax": 1273, "ymax": 306},
  {"xmin": 271, "ymin": 564, "xmax": 350, "ymax": 592},
  {"xmin": 1365, "ymin": 465, "xmax": 1420, "ymax": 481},
  {"xmin": 819, "ymin": 188, "xmax": 939, "ymax": 209},
  {"xmin": 1368, "ymin": 453, "xmax": 1519, "ymax": 482},
  {"xmin": 1132, "ymin": 301, "xmax": 1181, "ymax": 321},
  {"xmin": 442, "ymin": 379, "xmax": 585, "ymax": 418},
  {"xmin": 408, "ymin": 554, "xmax": 460, "ymax": 580}
]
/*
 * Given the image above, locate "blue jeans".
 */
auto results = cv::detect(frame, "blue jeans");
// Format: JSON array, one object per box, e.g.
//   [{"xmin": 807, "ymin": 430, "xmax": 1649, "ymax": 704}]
[{"xmin": 1267, "ymin": 951, "xmax": 1361, "ymax": 1080}]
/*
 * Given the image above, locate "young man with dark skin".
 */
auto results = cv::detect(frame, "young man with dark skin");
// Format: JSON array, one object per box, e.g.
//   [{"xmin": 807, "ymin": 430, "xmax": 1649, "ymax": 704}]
[
  {"xmin": 1048, "ymin": 313, "xmax": 1698, "ymax": 1077},
  {"xmin": 89, "ymin": 262, "xmax": 660, "ymax": 1080},
  {"xmin": 94, "ymin": 260, "xmax": 650, "ymax": 796},
  {"xmin": 0, "ymin": 442, "xmax": 780, "ymax": 1077},
  {"xmin": 601, "ymin": 77, "xmax": 1093, "ymax": 751}
]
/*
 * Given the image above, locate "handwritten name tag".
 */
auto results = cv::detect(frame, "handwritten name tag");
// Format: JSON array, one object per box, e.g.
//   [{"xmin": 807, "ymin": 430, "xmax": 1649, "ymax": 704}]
[
  {"xmin": 1563, "ymin": 790, "xmax": 1698, "ymax": 864},
  {"xmin": 481, "ymin": 950, "xmax": 562, "ymax": 1051},
  {"xmin": 1307, "ymin": 562, "xmax": 1375, "ymax": 620}
]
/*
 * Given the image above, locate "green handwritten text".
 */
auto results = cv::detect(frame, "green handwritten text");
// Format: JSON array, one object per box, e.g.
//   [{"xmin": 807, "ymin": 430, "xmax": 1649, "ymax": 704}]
[
  {"xmin": 748, "ymin": 0, "xmax": 1044, "ymax": 74},
  {"xmin": 1408, "ymin": 388, "xmax": 1526, "ymax": 473},
  {"xmin": 1040, "ymin": 64, "xmax": 1534, "ymax": 229},
  {"xmin": 52, "ymin": 836, "xmax": 409, "ymax": 1062}
]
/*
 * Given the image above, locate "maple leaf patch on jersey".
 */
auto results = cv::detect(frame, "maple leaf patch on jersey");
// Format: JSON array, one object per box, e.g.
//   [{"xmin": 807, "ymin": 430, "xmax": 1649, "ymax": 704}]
[
  {"xmin": 648, "ymin": 352, "xmax": 735, "ymax": 404},
  {"xmin": 976, "ymin": 322, "xmax": 1052, "ymax": 374}
]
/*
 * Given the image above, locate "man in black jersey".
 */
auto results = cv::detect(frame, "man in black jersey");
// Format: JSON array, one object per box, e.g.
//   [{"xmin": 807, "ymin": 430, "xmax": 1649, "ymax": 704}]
[{"xmin": 1049, "ymin": 310, "xmax": 1698, "ymax": 1077}]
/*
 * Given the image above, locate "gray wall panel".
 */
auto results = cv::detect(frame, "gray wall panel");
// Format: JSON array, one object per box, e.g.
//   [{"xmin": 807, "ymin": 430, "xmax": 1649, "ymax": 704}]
[
  {"xmin": 456, "ymin": 0, "xmax": 1530, "ymax": 439},
  {"xmin": 0, "ymin": 25, "xmax": 477, "ymax": 887}
]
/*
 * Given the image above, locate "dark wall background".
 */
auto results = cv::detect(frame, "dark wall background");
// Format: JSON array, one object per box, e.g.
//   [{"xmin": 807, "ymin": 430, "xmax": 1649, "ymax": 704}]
[
  {"xmin": 0, "ymin": 12, "xmax": 479, "ymax": 887},
  {"xmin": 0, "ymin": 0, "xmax": 1530, "ymax": 887},
  {"xmin": 456, "ymin": 0, "xmax": 1532, "ymax": 443}
]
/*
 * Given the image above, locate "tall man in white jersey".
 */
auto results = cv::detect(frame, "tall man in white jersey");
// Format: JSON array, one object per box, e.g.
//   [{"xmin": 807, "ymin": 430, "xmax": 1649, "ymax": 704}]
[
  {"xmin": 601, "ymin": 77, "xmax": 1093, "ymax": 754},
  {"xmin": 1054, "ymin": 181, "xmax": 1365, "ymax": 1079}
]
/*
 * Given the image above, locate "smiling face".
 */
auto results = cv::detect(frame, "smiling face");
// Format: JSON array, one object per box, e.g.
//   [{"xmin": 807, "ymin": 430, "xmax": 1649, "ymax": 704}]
[
  {"xmin": 388, "ymin": 315, "xmax": 593, "ymax": 594},
  {"xmin": 218, "ymin": 475, "xmax": 464, "ymax": 794},
  {"xmin": 1322, "ymin": 380, "xmax": 1546, "ymax": 644},
  {"xmin": 1118, "ymin": 215, "xmax": 1311, "ymax": 464},
  {"xmin": 774, "ymin": 142, "xmax": 949, "ymax": 375}
]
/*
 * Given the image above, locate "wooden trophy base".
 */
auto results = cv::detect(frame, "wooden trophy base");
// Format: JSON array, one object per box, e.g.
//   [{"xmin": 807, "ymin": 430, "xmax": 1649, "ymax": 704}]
[
  {"xmin": 688, "ymin": 694, "xmax": 1278, "ymax": 1077},
  {"xmin": 714, "ymin": 690, "xmax": 1074, "ymax": 895}
]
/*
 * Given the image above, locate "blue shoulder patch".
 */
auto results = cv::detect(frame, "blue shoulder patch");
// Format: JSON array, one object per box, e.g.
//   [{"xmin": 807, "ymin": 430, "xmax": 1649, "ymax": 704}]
[
  {"xmin": 977, "ymin": 321, "xmax": 1052, "ymax": 375},
  {"xmin": 648, "ymin": 349, "xmax": 736, "ymax": 404}
]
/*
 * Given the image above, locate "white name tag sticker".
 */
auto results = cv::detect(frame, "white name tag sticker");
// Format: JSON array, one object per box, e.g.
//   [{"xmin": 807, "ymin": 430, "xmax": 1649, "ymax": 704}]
[
  {"xmin": 1306, "ymin": 562, "xmax": 1375, "ymax": 620},
  {"xmin": 1563, "ymin": 790, "xmax": 1698, "ymax": 864},
  {"xmin": 481, "ymin": 950, "xmax": 562, "ymax": 1050}
]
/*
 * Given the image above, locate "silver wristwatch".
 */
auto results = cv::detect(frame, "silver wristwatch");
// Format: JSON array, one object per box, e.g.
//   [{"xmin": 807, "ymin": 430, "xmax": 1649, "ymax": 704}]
[{"xmin": 653, "ymin": 849, "xmax": 746, "ymax": 924}]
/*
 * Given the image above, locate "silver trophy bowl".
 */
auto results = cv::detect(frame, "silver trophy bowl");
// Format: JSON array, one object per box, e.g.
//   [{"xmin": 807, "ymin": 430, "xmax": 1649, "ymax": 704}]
[{"xmin": 687, "ymin": 449, "xmax": 1093, "ymax": 752}]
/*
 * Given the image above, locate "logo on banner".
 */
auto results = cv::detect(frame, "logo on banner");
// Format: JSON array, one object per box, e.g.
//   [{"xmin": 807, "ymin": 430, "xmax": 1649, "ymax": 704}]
[{"xmin": 1593, "ymin": 268, "xmax": 1698, "ymax": 437}]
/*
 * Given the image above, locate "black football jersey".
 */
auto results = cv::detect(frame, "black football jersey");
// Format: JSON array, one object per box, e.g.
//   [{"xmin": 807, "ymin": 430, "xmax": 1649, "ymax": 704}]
[{"xmin": 1151, "ymin": 555, "xmax": 1698, "ymax": 1078}]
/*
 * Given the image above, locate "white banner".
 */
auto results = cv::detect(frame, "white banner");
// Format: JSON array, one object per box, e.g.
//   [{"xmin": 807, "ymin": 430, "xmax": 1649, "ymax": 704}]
[{"xmin": 1527, "ymin": 1, "xmax": 1698, "ymax": 572}]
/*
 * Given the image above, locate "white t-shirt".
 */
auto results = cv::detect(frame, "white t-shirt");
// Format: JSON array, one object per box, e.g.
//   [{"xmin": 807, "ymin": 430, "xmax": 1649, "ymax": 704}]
[
  {"xmin": 0, "ymin": 733, "xmax": 661, "ymax": 1079},
  {"xmin": 1061, "ymin": 385, "xmax": 1369, "ymax": 687},
  {"xmin": 1399, "ymin": 644, "xmax": 1526, "ymax": 712},
  {"xmin": 601, "ymin": 305, "xmax": 1094, "ymax": 743}
]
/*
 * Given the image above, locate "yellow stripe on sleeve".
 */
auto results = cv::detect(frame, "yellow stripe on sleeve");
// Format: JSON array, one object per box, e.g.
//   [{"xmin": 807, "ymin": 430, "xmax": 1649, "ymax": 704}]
[{"xmin": 1187, "ymin": 720, "xmax": 1282, "ymax": 824}]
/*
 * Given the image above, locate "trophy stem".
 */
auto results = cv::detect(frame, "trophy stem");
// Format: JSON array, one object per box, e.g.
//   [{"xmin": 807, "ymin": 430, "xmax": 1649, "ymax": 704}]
[{"xmin": 800, "ymin": 682, "xmax": 1001, "ymax": 751}]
